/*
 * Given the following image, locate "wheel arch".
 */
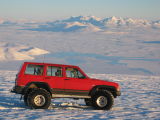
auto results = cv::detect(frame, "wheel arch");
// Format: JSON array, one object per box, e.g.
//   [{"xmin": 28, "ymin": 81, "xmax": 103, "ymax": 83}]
[
  {"xmin": 23, "ymin": 82, "xmax": 52, "ymax": 95},
  {"xmin": 89, "ymin": 85, "xmax": 117, "ymax": 98}
]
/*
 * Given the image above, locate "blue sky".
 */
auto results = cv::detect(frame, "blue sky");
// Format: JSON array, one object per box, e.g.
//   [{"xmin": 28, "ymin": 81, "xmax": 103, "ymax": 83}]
[{"xmin": 0, "ymin": 0, "xmax": 159, "ymax": 20}]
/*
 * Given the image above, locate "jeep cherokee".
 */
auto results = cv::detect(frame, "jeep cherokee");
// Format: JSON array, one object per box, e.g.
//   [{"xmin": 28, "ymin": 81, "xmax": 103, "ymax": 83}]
[{"xmin": 11, "ymin": 62, "xmax": 121, "ymax": 110}]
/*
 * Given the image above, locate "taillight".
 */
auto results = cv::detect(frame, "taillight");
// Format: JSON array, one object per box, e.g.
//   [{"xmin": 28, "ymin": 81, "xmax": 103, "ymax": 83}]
[
  {"xmin": 15, "ymin": 74, "xmax": 19, "ymax": 86},
  {"xmin": 15, "ymin": 78, "xmax": 17, "ymax": 86}
]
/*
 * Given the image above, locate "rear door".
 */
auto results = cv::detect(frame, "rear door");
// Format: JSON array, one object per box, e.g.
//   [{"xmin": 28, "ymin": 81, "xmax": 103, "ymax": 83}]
[
  {"xmin": 44, "ymin": 65, "xmax": 65, "ymax": 94},
  {"xmin": 22, "ymin": 63, "xmax": 45, "ymax": 85}
]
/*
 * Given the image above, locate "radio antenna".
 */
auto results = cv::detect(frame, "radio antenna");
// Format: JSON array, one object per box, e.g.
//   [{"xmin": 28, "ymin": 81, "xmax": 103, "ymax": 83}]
[{"xmin": 42, "ymin": 38, "xmax": 47, "ymax": 63}]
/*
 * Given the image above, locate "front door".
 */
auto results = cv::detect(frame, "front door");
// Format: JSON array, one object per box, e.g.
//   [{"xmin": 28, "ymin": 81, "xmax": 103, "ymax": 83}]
[{"xmin": 64, "ymin": 67, "xmax": 91, "ymax": 96}]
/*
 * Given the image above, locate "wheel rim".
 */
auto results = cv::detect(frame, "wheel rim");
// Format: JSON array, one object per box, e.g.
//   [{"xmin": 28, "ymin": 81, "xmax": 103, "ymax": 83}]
[
  {"xmin": 34, "ymin": 95, "xmax": 46, "ymax": 106},
  {"xmin": 96, "ymin": 96, "xmax": 107, "ymax": 107}
]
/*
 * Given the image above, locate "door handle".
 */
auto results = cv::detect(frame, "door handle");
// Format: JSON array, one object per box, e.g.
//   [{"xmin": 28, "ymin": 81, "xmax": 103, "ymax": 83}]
[
  {"xmin": 64, "ymin": 78, "xmax": 70, "ymax": 80},
  {"xmin": 45, "ymin": 77, "xmax": 50, "ymax": 79}
]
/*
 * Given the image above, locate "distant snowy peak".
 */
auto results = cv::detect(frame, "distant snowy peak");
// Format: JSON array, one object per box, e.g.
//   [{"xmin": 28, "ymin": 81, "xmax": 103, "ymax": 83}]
[
  {"xmin": 58, "ymin": 16, "xmax": 102, "ymax": 23},
  {"xmin": 103, "ymin": 16, "xmax": 150, "ymax": 26},
  {"xmin": 0, "ymin": 42, "xmax": 49, "ymax": 61},
  {"xmin": 81, "ymin": 16, "xmax": 102, "ymax": 21},
  {"xmin": 65, "ymin": 22, "xmax": 86, "ymax": 28},
  {"xmin": 82, "ymin": 24, "xmax": 101, "ymax": 32}
]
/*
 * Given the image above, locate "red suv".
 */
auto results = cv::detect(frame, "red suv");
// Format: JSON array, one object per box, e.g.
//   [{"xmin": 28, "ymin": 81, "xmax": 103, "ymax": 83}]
[{"xmin": 11, "ymin": 62, "xmax": 121, "ymax": 110}]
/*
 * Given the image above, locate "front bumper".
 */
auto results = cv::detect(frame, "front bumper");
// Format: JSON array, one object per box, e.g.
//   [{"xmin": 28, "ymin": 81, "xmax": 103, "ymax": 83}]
[
  {"xmin": 11, "ymin": 86, "xmax": 24, "ymax": 94},
  {"xmin": 112, "ymin": 90, "xmax": 121, "ymax": 97}
]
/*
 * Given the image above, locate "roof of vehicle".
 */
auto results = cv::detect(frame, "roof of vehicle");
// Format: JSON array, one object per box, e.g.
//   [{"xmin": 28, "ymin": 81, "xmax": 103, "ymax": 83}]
[{"xmin": 24, "ymin": 62, "xmax": 79, "ymax": 68}]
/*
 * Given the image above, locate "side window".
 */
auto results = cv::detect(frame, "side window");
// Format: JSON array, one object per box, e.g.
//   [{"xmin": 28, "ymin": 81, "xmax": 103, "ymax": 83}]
[
  {"xmin": 66, "ymin": 68, "xmax": 86, "ymax": 78},
  {"xmin": 25, "ymin": 64, "xmax": 44, "ymax": 75},
  {"xmin": 77, "ymin": 70, "xmax": 85, "ymax": 78},
  {"xmin": 47, "ymin": 66, "xmax": 62, "ymax": 77}
]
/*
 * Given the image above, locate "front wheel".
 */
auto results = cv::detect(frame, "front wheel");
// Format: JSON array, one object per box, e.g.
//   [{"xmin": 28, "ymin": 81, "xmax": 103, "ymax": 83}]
[
  {"xmin": 91, "ymin": 90, "xmax": 114, "ymax": 110},
  {"xmin": 27, "ymin": 88, "xmax": 51, "ymax": 109}
]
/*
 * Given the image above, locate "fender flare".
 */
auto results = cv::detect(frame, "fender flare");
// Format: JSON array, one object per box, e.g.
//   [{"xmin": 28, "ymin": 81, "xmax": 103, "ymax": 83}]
[
  {"xmin": 89, "ymin": 85, "xmax": 117, "ymax": 97},
  {"xmin": 23, "ymin": 82, "xmax": 52, "ymax": 95}
]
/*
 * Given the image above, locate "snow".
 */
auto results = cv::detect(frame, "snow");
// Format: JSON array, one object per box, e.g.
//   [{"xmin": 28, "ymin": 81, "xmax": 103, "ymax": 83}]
[
  {"xmin": 0, "ymin": 42, "xmax": 49, "ymax": 61},
  {"xmin": 0, "ymin": 70, "xmax": 159, "ymax": 120},
  {"xmin": 1, "ymin": 16, "xmax": 159, "ymax": 30},
  {"xmin": 65, "ymin": 22, "xmax": 86, "ymax": 28},
  {"xmin": 45, "ymin": 16, "xmax": 157, "ymax": 31},
  {"xmin": 0, "ymin": 15, "xmax": 160, "ymax": 119},
  {"xmin": 0, "ymin": 16, "xmax": 160, "ymax": 75},
  {"xmin": 81, "ymin": 16, "xmax": 102, "ymax": 21},
  {"xmin": 16, "ymin": 16, "xmax": 160, "ymax": 32}
]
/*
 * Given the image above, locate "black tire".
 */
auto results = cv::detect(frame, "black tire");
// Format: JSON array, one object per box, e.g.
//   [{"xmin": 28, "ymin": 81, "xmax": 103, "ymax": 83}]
[
  {"xmin": 27, "ymin": 88, "xmax": 51, "ymax": 109},
  {"xmin": 24, "ymin": 89, "xmax": 33, "ymax": 106},
  {"xmin": 91, "ymin": 90, "xmax": 114, "ymax": 110},
  {"xmin": 84, "ymin": 98, "xmax": 92, "ymax": 106},
  {"xmin": 24, "ymin": 93, "xmax": 28, "ymax": 106}
]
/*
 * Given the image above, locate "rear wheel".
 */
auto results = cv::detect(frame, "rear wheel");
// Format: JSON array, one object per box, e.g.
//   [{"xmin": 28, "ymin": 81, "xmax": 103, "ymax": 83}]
[
  {"xmin": 24, "ymin": 93, "xmax": 28, "ymax": 106},
  {"xmin": 91, "ymin": 90, "xmax": 114, "ymax": 110},
  {"xmin": 24, "ymin": 89, "xmax": 33, "ymax": 106},
  {"xmin": 27, "ymin": 88, "xmax": 51, "ymax": 109}
]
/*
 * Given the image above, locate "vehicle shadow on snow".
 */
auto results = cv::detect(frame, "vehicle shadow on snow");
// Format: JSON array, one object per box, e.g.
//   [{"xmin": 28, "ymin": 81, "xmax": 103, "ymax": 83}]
[
  {"xmin": 0, "ymin": 94, "xmax": 27, "ymax": 109},
  {"xmin": 0, "ymin": 94, "xmax": 93, "ymax": 110},
  {"xmin": 49, "ymin": 101, "xmax": 93, "ymax": 110}
]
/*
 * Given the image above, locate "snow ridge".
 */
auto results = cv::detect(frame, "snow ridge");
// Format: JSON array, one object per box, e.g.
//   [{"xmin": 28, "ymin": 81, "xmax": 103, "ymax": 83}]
[{"xmin": 0, "ymin": 42, "xmax": 49, "ymax": 61}]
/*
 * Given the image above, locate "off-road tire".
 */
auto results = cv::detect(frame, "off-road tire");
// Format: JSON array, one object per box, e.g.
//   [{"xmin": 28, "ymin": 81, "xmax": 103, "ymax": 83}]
[
  {"xmin": 84, "ymin": 98, "xmax": 92, "ymax": 106},
  {"xmin": 91, "ymin": 90, "xmax": 114, "ymax": 110},
  {"xmin": 24, "ymin": 93, "xmax": 28, "ymax": 106},
  {"xmin": 27, "ymin": 88, "xmax": 51, "ymax": 109},
  {"xmin": 24, "ymin": 88, "xmax": 33, "ymax": 106}
]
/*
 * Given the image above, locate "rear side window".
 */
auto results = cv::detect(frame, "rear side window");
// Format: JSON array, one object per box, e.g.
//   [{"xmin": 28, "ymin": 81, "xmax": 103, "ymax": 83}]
[
  {"xmin": 47, "ymin": 66, "xmax": 62, "ymax": 77},
  {"xmin": 25, "ymin": 64, "xmax": 44, "ymax": 75}
]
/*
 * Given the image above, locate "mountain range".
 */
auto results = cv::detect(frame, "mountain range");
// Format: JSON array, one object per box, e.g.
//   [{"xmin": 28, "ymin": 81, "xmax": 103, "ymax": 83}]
[{"xmin": 1, "ymin": 16, "xmax": 160, "ymax": 32}]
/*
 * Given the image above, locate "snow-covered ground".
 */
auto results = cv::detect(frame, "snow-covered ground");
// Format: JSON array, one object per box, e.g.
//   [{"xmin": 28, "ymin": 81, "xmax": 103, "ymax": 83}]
[{"xmin": 0, "ymin": 71, "xmax": 159, "ymax": 120}]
